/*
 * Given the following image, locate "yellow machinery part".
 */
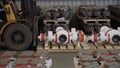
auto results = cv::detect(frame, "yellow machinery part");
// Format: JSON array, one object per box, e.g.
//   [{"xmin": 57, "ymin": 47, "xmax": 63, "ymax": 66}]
[
  {"xmin": 4, "ymin": 4, "xmax": 16, "ymax": 22},
  {"xmin": 0, "ymin": 21, "xmax": 16, "ymax": 34},
  {"xmin": 0, "ymin": 4, "xmax": 17, "ymax": 34}
]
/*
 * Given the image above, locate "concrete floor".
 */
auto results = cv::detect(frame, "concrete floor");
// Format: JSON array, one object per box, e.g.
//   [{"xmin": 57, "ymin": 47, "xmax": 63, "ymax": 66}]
[{"xmin": 49, "ymin": 53, "xmax": 77, "ymax": 68}]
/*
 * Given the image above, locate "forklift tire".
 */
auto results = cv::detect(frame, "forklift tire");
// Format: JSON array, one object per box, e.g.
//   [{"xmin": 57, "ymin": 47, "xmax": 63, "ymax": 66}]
[{"xmin": 3, "ymin": 24, "xmax": 32, "ymax": 50}]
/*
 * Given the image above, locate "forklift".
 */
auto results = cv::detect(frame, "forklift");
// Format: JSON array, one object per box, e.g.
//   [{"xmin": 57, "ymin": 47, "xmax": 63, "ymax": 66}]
[{"xmin": 0, "ymin": 0, "xmax": 38, "ymax": 50}]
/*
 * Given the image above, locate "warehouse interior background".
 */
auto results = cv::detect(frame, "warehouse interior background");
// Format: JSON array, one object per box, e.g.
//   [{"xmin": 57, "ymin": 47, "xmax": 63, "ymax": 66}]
[
  {"xmin": 17, "ymin": 0, "xmax": 120, "ymax": 7},
  {"xmin": 16, "ymin": 0, "xmax": 120, "ymax": 14},
  {"xmin": 0, "ymin": 0, "xmax": 120, "ymax": 68}
]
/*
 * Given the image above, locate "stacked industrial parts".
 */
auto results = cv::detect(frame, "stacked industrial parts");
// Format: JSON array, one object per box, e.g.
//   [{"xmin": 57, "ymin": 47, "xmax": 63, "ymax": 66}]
[
  {"xmin": 70, "ymin": 5, "xmax": 110, "ymax": 35},
  {"xmin": 74, "ymin": 50, "xmax": 120, "ymax": 68},
  {"xmin": 77, "ymin": 5, "xmax": 109, "ymax": 19},
  {"xmin": 45, "ymin": 6, "xmax": 71, "ymax": 20},
  {"xmin": 0, "ymin": 51, "xmax": 52, "ymax": 68}
]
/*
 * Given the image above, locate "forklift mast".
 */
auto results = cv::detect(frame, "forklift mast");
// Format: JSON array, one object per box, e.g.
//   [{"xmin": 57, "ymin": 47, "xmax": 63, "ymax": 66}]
[
  {"xmin": 21, "ymin": 0, "xmax": 38, "ymax": 48},
  {"xmin": 21, "ymin": 0, "xmax": 37, "ymax": 21}
]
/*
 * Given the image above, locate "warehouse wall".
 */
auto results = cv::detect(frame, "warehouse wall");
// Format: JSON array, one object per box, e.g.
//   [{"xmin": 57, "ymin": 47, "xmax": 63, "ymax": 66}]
[
  {"xmin": 36, "ymin": 0, "xmax": 120, "ymax": 8},
  {"xmin": 17, "ymin": 0, "xmax": 120, "ymax": 8}
]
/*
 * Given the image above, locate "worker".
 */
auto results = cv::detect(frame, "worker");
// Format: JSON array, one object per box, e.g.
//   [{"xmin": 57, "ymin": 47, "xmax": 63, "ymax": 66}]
[
  {"xmin": 69, "ymin": 13, "xmax": 84, "ymax": 31},
  {"xmin": 0, "ymin": 3, "xmax": 6, "ymax": 22},
  {"xmin": 37, "ymin": 8, "xmax": 46, "ymax": 34}
]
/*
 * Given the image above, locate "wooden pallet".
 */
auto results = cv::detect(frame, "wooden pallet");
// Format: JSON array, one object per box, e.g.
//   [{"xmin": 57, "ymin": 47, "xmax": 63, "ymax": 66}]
[
  {"xmin": 77, "ymin": 13, "xmax": 110, "ymax": 24},
  {"xmin": 74, "ymin": 57, "xmax": 79, "ymax": 68},
  {"xmin": 81, "ymin": 42, "xmax": 120, "ymax": 50},
  {"xmin": 37, "ymin": 41, "xmax": 120, "ymax": 52},
  {"xmin": 83, "ymin": 18, "xmax": 110, "ymax": 24},
  {"xmin": 43, "ymin": 20, "xmax": 69, "ymax": 25},
  {"xmin": 37, "ymin": 42, "xmax": 79, "ymax": 52}
]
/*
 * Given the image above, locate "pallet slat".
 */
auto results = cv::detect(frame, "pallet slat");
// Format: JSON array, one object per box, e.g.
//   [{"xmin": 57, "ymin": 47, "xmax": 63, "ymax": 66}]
[
  {"xmin": 80, "ymin": 42, "xmax": 90, "ymax": 49},
  {"xmin": 95, "ymin": 42, "xmax": 105, "ymax": 49},
  {"xmin": 113, "ymin": 45, "xmax": 120, "ymax": 49},
  {"xmin": 105, "ymin": 44, "xmax": 113, "ymax": 50},
  {"xmin": 74, "ymin": 57, "xmax": 79, "ymax": 68},
  {"xmin": 44, "ymin": 20, "xmax": 69, "ymax": 25},
  {"xmin": 76, "ymin": 42, "xmax": 82, "ymax": 49},
  {"xmin": 37, "ymin": 42, "xmax": 120, "ymax": 52},
  {"xmin": 37, "ymin": 42, "xmax": 79, "ymax": 52},
  {"xmin": 83, "ymin": 18, "xmax": 110, "ymax": 24}
]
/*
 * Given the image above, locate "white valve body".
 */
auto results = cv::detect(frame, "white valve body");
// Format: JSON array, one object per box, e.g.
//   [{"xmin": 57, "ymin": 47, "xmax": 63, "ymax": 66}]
[
  {"xmin": 88, "ymin": 26, "xmax": 120, "ymax": 44},
  {"xmin": 55, "ymin": 29, "xmax": 70, "ymax": 44},
  {"xmin": 100, "ymin": 26, "xmax": 120, "ymax": 44},
  {"xmin": 38, "ymin": 27, "xmax": 85, "ymax": 44}
]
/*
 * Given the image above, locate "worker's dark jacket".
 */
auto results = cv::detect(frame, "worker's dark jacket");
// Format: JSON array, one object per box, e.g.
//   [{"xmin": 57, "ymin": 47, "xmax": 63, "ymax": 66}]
[{"xmin": 0, "ymin": 4, "xmax": 6, "ymax": 22}]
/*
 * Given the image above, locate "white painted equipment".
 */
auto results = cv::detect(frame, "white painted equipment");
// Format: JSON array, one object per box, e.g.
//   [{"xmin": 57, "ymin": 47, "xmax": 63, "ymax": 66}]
[
  {"xmin": 99, "ymin": 26, "xmax": 120, "ymax": 44},
  {"xmin": 89, "ymin": 34, "xmax": 99, "ymax": 42},
  {"xmin": 54, "ymin": 27, "xmax": 70, "ymax": 44},
  {"xmin": 38, "ymin": 27, "xmax": 86, "ymax": 44},
  {"xmin": 89, "ymin": 26, "xmax": 120, "ymax": 44}
]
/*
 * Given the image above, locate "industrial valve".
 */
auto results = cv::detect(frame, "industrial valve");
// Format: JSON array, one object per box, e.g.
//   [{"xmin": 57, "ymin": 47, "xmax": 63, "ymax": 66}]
[
  {"xmin": 99, "ymin": 26, "xmax": 120, "ymax": 44},
  {"xmin": 54, "ymin": 27, "xmax": 70, "ymax": 44},
  {"xmin": 89, "ymin": 26, "xmax": 120, "ymax": 44},
  {"xmin": 38, "ymin": 27, "xmax": 86, "ymax": 44}
]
